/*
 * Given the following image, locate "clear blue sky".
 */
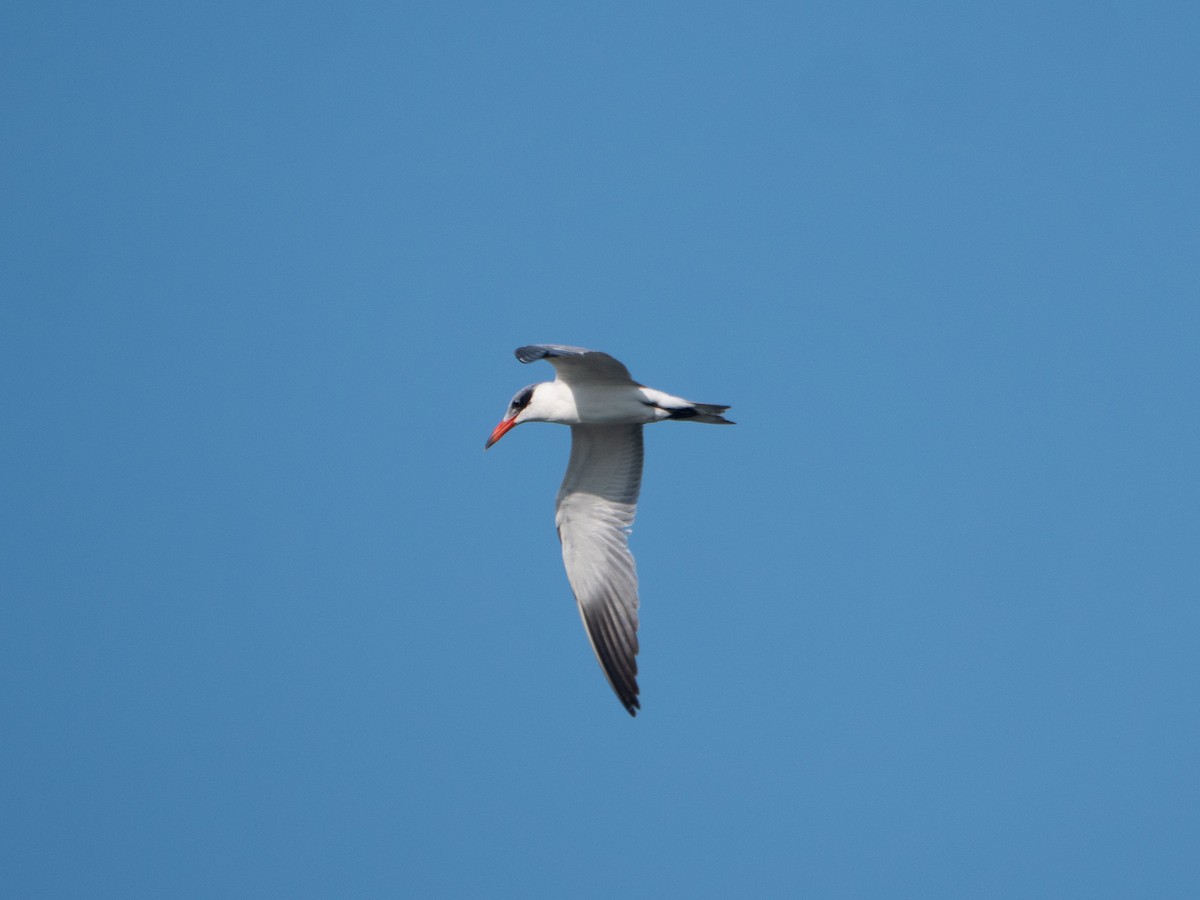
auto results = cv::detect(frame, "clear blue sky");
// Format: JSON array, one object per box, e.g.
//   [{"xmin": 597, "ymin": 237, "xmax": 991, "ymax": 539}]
[{"xmin": 3, "ymin": 2, "xmax": 1197, "ymax": 897}]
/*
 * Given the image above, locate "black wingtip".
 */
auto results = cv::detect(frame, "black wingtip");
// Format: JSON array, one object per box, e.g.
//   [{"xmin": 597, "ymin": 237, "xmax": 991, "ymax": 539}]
[
  {"xmin": 514, "ymin": 345, "xmax": 551, "ymax": 364},
  {"xmin": 617, "ymin": 680, "xmax": 641, "ymax": 717}
]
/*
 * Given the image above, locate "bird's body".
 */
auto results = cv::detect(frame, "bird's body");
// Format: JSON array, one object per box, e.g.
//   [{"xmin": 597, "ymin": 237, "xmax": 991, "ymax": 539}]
[
  {"xmin": 485, "ymin": 345, "xmax": 732, "ymax": 716},
  {"xmin": 504, "ymin": 379, "xmax": 724, "ymax": 426}
]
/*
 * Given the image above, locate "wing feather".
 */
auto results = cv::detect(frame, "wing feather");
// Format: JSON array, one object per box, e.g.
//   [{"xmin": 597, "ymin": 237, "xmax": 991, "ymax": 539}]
[
  {"xmin": 516, "ymin": 345, "xmax": 636, "ymax": 385},
  {"xmin": 554, "ymin": 424, "xmax": 644, "ymax": 715}
]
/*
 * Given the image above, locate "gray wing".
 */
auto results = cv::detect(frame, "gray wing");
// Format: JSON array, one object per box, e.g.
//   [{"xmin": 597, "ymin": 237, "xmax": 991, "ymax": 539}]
[
  {"xmin": 555, "ymin": 424, "xmax": 644, "ymax": 715},
  {"xmin": 516, "ymin": 345, "xmax": 636, "ymax": 385}
]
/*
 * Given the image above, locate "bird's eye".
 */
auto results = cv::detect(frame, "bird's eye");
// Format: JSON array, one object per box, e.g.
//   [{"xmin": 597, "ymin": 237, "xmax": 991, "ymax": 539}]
[{"xmin": 512, "ymin": 387, "xmax": 534, "ymax": 412}]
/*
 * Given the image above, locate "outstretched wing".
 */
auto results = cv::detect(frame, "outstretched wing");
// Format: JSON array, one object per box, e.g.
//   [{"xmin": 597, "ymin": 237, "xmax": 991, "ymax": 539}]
[
  {"xmin": 555, "ymin": 424, "xmax": 644, "ymax": 715},
  {"xmin": 516, "ymin": 345, "xmax": 636, "ymax": 385}
]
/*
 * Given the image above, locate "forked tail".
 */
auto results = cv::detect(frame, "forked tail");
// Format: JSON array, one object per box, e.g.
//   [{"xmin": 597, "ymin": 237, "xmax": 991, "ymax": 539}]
[{"xmin": 666, "ymin": 402, "xmax": 735, "ymax": 425}]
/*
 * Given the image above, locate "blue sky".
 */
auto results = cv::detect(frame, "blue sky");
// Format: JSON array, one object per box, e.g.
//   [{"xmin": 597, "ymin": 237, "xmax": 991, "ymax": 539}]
[{"xmin": 3, "ymin": 2, "xmax": 1198, "ymax": 897}]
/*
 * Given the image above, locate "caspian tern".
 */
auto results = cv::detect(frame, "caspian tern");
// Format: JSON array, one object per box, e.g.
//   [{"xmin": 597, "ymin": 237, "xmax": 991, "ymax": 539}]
[{"xmin": 485, "ymin": 345, "xmax": 733, "ymax": 716}]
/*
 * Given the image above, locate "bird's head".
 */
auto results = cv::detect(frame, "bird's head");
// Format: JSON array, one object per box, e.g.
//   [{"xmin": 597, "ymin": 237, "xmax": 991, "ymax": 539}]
[{"xmin": 485, "ymin": 383, "xmax": 541, "ymax": 449}]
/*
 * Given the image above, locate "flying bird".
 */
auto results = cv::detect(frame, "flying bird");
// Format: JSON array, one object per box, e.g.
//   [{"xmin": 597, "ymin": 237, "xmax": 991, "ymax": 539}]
[{"xmin": 485, "ymin": 345, "xmax": 733, "ymax": 716}]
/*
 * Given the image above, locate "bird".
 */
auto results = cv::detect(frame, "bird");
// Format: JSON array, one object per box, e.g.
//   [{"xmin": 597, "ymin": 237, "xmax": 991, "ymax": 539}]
[{"xmin": 485, "ymin": 344, "xmax": 733, "ymax": 716}]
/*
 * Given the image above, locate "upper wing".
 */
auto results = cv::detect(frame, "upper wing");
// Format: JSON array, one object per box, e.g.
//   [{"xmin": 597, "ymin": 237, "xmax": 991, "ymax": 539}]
[
  {"xmin": 516, "ymin": 345, "xmax": 636, "ymax": 385},
  {"xmin": 554, "ymin": 424, "xmax": 644, "ymax": 715}
]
